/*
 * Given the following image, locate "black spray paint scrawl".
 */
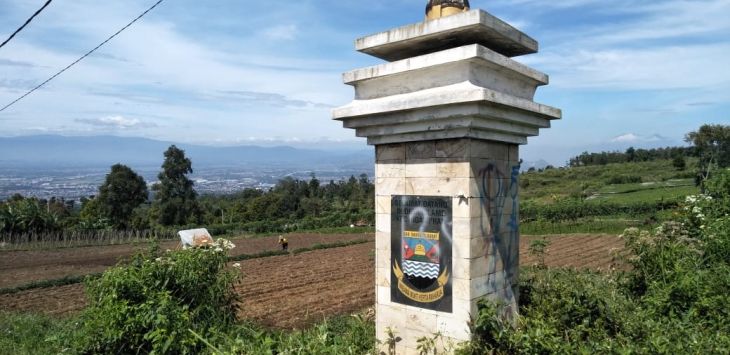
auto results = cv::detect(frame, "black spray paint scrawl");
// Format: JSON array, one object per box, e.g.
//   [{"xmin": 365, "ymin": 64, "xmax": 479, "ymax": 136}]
[{"xmin": 391, "ymin": 195, "xmax": 452, "ymax": 312}]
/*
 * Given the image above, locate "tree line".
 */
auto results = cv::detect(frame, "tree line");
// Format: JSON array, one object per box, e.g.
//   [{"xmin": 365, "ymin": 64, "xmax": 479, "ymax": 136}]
[
  {"xmin": 568, "ymin": 146, "xmax": 696, "ymax": 167},
  {"xmin": 1, "ymin": 145, "xmax": 374, "ymax": 235}
]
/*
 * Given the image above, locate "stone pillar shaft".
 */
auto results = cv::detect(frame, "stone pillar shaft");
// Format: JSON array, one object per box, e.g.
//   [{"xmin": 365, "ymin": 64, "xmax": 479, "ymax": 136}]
[{"xmin": 374, "ymin": 139, "xmax": 520, "ymax": 353}]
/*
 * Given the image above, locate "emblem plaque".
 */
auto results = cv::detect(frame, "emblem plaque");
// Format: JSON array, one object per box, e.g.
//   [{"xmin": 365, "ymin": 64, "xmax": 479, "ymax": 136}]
[{"xmin": 391, "ymin": 195, "xmax": 452, "ymax": 312}]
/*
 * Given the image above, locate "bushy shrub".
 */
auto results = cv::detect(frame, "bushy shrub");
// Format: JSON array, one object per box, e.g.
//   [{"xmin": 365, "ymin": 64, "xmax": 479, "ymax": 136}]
[
  {"xmin": 466, "ymin": 170, "xmax": 730, "ymax": 354},
  {"xmin": 466, "ymin": 266, "xmax": 730, "ymax": 354},
  {"xmin": 705, "ymin": 168, "xmax": 730, "ymax": 196},
  {"xmin": 464, "ymin": 269, "xmax": 633, "ymax": 354},
  {"xmin": 72, "ymin": 239, "xmax": 240, "ymax": 354}
]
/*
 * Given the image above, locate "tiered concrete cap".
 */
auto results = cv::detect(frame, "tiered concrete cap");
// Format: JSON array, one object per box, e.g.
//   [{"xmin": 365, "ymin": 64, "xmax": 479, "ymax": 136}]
[{"xmin": 333, "ymin": 9, "xmax": 561, "ymax": 146}]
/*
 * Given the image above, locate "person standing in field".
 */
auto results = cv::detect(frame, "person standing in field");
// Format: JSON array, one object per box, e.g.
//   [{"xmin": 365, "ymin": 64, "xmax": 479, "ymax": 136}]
[{"xmin": 278, "ymin": 235, "xmax": 289, "ymax": 251}]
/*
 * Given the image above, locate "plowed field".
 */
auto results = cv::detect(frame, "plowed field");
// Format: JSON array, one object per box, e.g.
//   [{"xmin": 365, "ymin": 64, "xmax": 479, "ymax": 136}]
[
  {"xmin": 0, "ymin": 233, "xmax": 372, "ymax": 289},
  {"xmin": 521, "ymin": 234, "xmax": 623, "ymax": 270},
  {"xmin": 0, "ymin": 233, "xmax": 623, "ymax": 329}
]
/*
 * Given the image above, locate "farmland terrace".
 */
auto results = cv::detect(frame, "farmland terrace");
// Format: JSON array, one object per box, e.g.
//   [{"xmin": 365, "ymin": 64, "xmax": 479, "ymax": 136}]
[{"xmin": 0, "ymin": 233, "xmax": 622, "ymax": 329}]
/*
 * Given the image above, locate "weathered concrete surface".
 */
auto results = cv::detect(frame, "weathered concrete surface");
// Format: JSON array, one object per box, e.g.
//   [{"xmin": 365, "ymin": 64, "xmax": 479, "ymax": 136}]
[
  {"xmin": 333, "ymin": 81, "xmax": 560, "ymax": 146},
  {"xmin": 374, "ymin": 140, "xmax": 521, "ymax": 354},
  {"xmin": 335, "ymin": 41, "xmax": 560, "ymax": 147},
  {"xmin": 344, "ymin": 44, "xmax": 548, "ymax": 101},
  {"xmin": 357, "ymin": 10, "xmax": 537, "ymax": 61}
]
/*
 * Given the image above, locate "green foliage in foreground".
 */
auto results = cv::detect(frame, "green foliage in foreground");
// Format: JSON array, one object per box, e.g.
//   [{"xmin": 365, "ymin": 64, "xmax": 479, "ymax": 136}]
[
  {"xmin": 199, "ymin": 315, "xmax": 375, "ymax": 354},
  {"xmin": 463, "ymin": 170, "xmax": 730, "ymax": 354},
  {"xmin": 0, "ymin": 312, "xmax": 376, "ymax": 355},
  {"xmin": 0, "ymin": 313, "xmax": 74, "ymax": 355},
  {"xmin": 72, "ymin": 239, "xmax": 240, "ymax": 354},
  {"xmin": 0, "ymin": 314, "xmax": 376, "ymax": 355},
  {"xmin": 463, "ymin": 266, "xmax": 730, "ymax": 354}
]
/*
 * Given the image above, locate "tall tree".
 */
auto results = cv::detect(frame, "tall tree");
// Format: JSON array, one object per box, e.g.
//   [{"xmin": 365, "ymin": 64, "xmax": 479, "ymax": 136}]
[
  {"xmin": 625, "ymin": 147, "xmax": 636, "ymax": 162},
  {"xmin": 686, "ymin": 124, "xmax": 730, "ymax": 185},
  {"xmin": 96, "ymin": 164, "xmax": 148, "ymax": 229},
  {"xmin": 153, "ymin": 145, "xmax": 200, "ymax": 226}
]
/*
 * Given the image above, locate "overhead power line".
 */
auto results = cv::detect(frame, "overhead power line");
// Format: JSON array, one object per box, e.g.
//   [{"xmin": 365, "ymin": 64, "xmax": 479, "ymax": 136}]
[
  {"xmin": 0, "ymin": 0, "xmax": 54, "ymax": 50},
  {"xmin": 0, "ymin": 0, "xmax": 166, "ymax": 113}
]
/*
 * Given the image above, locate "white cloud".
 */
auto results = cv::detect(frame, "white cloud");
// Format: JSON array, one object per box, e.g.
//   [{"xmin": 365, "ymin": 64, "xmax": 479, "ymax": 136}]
[
  {"xmin": 524, "ymin": 44, "xmax": 730, "ymax": 90},
  {"xmin": 0, "ymin": 1, "xmax": 352, "ymax": 143},
  {"xmin": 76, "ymin": 115, "xmax": 156, "ymax": 129},
  {"xmin": 512, "ymin": 0, "xmax": 730, "ymax": 91},
  {"xmin": 610, "ymin": 133, "xmax": 671, "ymax": 143},
  {"xmin": 212, "ymin": 90, "xmax": 334, "ymax": 108},
  {"xmin": 611, "ymin": 133, "xmax": 640, "ymax": 143}
]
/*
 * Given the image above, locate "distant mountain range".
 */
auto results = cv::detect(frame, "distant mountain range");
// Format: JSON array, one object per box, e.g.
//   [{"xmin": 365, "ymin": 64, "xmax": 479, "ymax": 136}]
[{"xmin": 0, "ymin": 135, "xmax": 374, "ymax": 170}]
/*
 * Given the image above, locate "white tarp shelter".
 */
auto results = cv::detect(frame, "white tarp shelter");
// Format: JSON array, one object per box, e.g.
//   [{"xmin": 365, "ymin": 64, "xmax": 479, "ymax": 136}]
[{"xmin": 178, "ymin": 228, "xmax": 214, "ymax": 247}]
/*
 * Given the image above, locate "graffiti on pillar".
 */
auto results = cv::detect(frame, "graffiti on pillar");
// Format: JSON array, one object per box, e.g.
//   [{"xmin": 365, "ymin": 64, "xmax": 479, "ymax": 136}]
[
  {"xmin": 478, "ymin": 162, "xmax": 521, "ymax": 310},
  {"xmin": 391, "ymin": 195, "xmax": 453, "ymax": 313}
]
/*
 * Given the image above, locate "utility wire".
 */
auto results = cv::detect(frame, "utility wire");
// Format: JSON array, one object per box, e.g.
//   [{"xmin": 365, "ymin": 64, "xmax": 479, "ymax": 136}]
[
  {"xmin": 0, "ymin": 0, "xmax": 166, "ymax": 113},
  {"xmin": 0, "ymin": 0, "xmax": 54, "ymax": 50}
]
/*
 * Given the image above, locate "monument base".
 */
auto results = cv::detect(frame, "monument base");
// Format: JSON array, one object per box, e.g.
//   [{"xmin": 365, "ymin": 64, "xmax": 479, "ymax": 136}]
[{"xmin": 374, "ymin": 138, "xmax": 521, "ymax": 354}]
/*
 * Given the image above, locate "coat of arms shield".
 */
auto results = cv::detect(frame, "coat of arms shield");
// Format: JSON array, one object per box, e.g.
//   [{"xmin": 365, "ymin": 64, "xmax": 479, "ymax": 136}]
[{"xmin": 391, "ymin": 195, "xmax": 452, "ymax": 312}]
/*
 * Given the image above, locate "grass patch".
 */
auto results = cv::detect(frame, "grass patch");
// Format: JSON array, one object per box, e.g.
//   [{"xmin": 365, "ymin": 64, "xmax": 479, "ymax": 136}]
[
  {"xmin": 591, "ymin": 185, "xmax": 697, "ymax": 204},
  {"xmin": 207, "ymin": 314, "xmax": 375, "ymax": 354},
  {"xmin": 521, "ymin": 217, "xmax": 657, "ymax": 235},
  {"xmin": 521, "ymin": 159, "xmax": 697, "ymax": 202},
  {"xmin": 596, "ymin": 179, "xmax": 694, "ymax": 194},
  {"xmin": 0, "ymin": 312, "xmax": 73, "ymax": 355},
  {"xmin": 0, "ymin": 311, "xmax": 376, "ymax": 355}
]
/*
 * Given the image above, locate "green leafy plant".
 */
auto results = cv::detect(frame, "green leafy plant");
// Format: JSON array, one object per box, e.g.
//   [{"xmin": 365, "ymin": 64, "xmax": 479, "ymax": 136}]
[
  {"xmin": 416, "ymin": 332, "xmax": 455, "ymax": 355},
  {"xmin": 527, "ymin": 237, "xmax": 550, "ymax": 269},
  {"xmin": 72, "ymin": 238, "xmax": 240, "ymax": 354},
  {"xmin": 464, "ymin": 171, "xmax": 730, "ymax": 354},
  {"xmin": 382, "ymin": 327, "xmax": 401, "ymax": 355}
]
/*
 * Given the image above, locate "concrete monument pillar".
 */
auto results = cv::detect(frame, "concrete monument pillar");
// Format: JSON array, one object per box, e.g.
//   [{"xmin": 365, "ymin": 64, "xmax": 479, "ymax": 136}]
[{"xmin": 334, "ymin": 8, "xmax": 561, "ymax": 354}]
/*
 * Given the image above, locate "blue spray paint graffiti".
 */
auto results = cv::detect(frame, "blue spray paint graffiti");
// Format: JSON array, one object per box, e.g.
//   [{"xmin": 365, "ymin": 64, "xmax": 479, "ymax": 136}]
[{"xmin": 478, "ymin": 161, "xmax": 521, "ymax": 312}]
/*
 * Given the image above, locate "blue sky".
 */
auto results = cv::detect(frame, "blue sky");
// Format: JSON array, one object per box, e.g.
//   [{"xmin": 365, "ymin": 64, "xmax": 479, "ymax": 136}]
[{"xmin": 0, "ymin": 0, "xmax": 728, "ymax": 165}]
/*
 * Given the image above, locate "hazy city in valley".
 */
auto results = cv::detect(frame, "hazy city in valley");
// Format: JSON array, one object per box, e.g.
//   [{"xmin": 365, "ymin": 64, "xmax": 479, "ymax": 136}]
[{"xmin": 0, "ymin": 164, "xmax": 374, "ymax": 201}]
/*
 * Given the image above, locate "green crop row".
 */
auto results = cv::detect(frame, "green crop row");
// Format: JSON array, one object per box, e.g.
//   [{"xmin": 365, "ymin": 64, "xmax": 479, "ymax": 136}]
[{"xmin": 521, "ymin": 199, "xmax": 680, "ymax": 222}]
